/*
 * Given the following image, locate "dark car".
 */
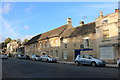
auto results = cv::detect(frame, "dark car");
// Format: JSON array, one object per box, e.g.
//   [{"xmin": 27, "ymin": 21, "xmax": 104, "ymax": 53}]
[
  {"xmin": 17, "ymin": 54, "xmax": 30, "ymax": 60},
  {"xmin": 24, "ymin": 55, "xmax": 30, "ymax": 60}
]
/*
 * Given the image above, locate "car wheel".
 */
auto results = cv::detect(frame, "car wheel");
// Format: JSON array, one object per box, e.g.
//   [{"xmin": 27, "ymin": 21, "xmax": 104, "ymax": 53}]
[
  {"xmin": 40, "ymin": 58, "xmax": 42, "ymax": 61},
  {"xmin": 41, "ymin": 58, "xmax": 43, "ymax": 62},
  {"xmin": 91, "ymin": 62, "xmax": 97, "ymax": 67},
  {"xmin": 75, "ymin": 61, "xmax": 79, "ymax": 66}
]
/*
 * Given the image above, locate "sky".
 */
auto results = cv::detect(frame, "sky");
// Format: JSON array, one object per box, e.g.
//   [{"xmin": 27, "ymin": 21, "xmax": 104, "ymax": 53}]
[{"xmin": 0, "ymin": 2, "xmax": 118, "ymax": 42}]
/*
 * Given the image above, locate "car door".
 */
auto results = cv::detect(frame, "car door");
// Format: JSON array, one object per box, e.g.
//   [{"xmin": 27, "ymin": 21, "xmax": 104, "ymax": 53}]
[
  {"xmin": 42, "ymin": 55, "xmax": 47, "ymax": 61},
  {"xmin": 41, "ymin": 55, "xmax": 45, "ymax": 61},
  {"xmin": 78, "ymin": 54, "xmax": 84, "ymax": 64},
  {"xmin": 83, "ymin": 55, "xmax": 92, "ymax": 65}
]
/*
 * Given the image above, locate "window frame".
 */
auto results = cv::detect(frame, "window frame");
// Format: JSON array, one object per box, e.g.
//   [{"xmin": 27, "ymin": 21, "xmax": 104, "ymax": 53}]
[
  {"xmin": 65, "ymin": 44, "xmax": 67, "ymax": 48},
  {"xmin": 83, "ymin": 38, "xmax": 90, "ymax": 48}
]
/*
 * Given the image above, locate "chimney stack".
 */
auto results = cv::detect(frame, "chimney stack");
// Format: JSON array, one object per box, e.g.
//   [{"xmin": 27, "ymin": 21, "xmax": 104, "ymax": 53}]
[
  {"xmin": 80, "ymin": 20, "xmax": 84, "ymax": 26},
  {"xmin": 100, "ymin": 11, "xmax": 103, "ymax": 17},
  {"xmin": 67, "ymin": 18, "xmax": 72, "ymax": 25},
  {"xmin": 115, "ymin": 9, "xmax": 119, "ymax": 13}
]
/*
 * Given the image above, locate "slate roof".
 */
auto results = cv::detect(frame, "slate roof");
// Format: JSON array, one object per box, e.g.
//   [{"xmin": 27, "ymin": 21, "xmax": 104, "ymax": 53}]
[
  {"xmin": 38, "ymin": 24, "xmax": 68, "ymax": 40},
  {"xmin": 24, "ymin": 25, "xmax": 68, "ymax": 45},
  {"xmin": 24, "ymin": 22, "xmax": 95, "ymax": 45},
  {"xmin": 62, "ymin": 22, "xmax": 96, "ymax": 38}
]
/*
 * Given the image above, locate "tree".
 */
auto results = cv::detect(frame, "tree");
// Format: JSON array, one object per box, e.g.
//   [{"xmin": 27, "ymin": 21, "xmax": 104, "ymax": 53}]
[
  {"xmin": 0, "ymin": 42, "xmax": 4, "ymax": 49},
  {"xmin": 16, "ymin": 39, "xmax": 21, "ymax": 44},
  {"xmin": 4, "ymin": 38, "xmax": 12, "ymax": 47},
  {"xmin": 22, "ymin": 39, "xmax": 29, "ymax": 44},
  {"xmin": 12, "ymin": 39, "xmax": 16, "ymax": 42}
]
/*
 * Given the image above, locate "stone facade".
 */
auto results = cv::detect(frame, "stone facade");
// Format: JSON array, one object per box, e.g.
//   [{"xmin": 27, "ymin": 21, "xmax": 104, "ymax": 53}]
[
  {"xmin": 24, "ymin": 34, "xmax": 41, "ymax": 56},
  {"xmin": 61, "ymin": 33, "xmax": 97, "ymax": 61},
  {"xmin": 6, "ymin": 40, "xmax": 19, "ymax": 55},
  {"xmin": 24, "ymin": 9, "xmax": 120, "ymax": 63},
  {"xmin": 95, "ymin": 10, "xmax": 120, "ymax": 63}
]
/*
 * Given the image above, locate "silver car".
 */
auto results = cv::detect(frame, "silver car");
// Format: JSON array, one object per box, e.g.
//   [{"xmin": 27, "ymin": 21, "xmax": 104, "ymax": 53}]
[
  {"xmin": 75, "ymin": 54, "xmax": 106, "ymax": 67},
  {"xmin": 40, "ymin": 55, "xmax": 57, "ymax": 62},
  {"xmin": 31, "ymin": 55, "xmax": 41, "ymax": 61},
  {"xmin": 17, "ymin": 54, "xmax": 25, "ymax": 59},
  {"xmin": 0, "ymin": 54, "xmax": 8, "ymax": 59}
]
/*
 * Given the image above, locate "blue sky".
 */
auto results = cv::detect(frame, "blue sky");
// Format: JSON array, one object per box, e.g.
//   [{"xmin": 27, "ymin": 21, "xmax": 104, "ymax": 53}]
[{"xmin": 0, "ymin": 2, "xmax": 118, "ymax": 42}]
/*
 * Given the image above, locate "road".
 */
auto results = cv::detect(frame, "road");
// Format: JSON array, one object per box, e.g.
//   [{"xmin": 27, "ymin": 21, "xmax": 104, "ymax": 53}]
[{"xmin": 2, "ymin": 57, "xmax": 120, "ymax": 78}]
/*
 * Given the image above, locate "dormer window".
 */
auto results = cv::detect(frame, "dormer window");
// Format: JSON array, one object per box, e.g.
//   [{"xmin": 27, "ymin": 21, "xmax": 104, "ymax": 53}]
[{"xmin": 103, "ymin": 18, "xmax": 108, "ymax": 23}]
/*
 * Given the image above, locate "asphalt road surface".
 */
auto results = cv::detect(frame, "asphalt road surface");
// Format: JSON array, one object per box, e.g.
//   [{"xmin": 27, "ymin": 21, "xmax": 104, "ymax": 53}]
[{"xmin": 2, "ymin": 57, "xmax": 120, "ymax": 78}]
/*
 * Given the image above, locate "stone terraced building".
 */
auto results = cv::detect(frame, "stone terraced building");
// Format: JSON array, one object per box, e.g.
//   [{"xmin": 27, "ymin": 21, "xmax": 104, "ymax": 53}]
[{"xmin": 24, "ymin": 9, "xmax": 120, "ymax": 63}]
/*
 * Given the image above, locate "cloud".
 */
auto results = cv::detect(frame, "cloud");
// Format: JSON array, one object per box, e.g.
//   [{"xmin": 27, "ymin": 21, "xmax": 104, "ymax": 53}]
[
  {"xmin": 1, "ymin": 16, "xmax": 19, "ymax": 40},
  {"xmin": 25, "ymin": 4, "xmax": 34, "ymax": 13},
  {"xmin": 23, "ymin": 25, "xmax": 30, "ymax": 30},
  {"xmin": 2, "ymin": 3, "xmax": 12, "ymax": 14}
]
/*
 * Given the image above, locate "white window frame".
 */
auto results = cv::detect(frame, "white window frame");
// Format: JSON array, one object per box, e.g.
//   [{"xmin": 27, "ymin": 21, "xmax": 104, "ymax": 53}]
[
  {"xmin": 83, "ymin": 37, "xmax": 89, "ymax": 48},
  {"xmin": 100, "ymin": 47, "xmax": 115, "ymax": 59},
  {"xmin": 64, "ymin": 51, "xmax": 68, "ymax": 59}
]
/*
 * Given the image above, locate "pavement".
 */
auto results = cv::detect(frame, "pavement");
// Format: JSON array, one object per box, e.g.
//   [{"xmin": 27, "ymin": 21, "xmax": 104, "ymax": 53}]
[{"xmin": 57, "ymin": 61, "xmax": 118, "ymax": 68}]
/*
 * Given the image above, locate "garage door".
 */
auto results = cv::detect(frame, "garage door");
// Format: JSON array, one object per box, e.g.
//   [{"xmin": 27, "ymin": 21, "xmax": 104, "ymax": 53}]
[{"xmin": 100, "ymin": 47, "xmax": 114, "ymax": 59}]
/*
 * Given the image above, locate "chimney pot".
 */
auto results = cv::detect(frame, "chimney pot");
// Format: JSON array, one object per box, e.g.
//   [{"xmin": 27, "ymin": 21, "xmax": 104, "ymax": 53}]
[
  {"xmin": 115, "ymin": 9, "xmax": 119, "ymax": 13},
  {"xmin": 100, "ymin": 11, "xmax": 103, "ymax": 16},
  {"xmin": 80, "ymin": 20, "xmax": 84, "ymax": 26}
]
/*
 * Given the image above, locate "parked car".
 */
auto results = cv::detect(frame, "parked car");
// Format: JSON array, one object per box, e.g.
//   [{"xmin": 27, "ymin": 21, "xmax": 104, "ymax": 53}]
[
  {"xmin": 24, "ymin": 55, "xmax": 30, "ymax": 60},
  {"xmin": 17, "ymin": 54, "xmax": 25, "ymax": 59},
  {"xmin": 31, "ymin": 55, "xmax": 41, "ymax": 61},
  {"xmin": 117, "ymin": 57, "xmax": 120, "ymax": 68},
  {"xmin": 75, "ymin": 54, "xmax": 106, "ymax": 67},
  {"xmin": 0, "ymin": 54, "xmax": 8, "ymax": 59},
  {"xmin": 17, "ymin": 54, "xmax": 30, "ymax": 60},
  {"xmin": 13, "ymin": 54, "xmax": 18, "ymax": 58},
  {"xmin": 40, "ymin": 55, "xmax": 57, "ymax": 62}
]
